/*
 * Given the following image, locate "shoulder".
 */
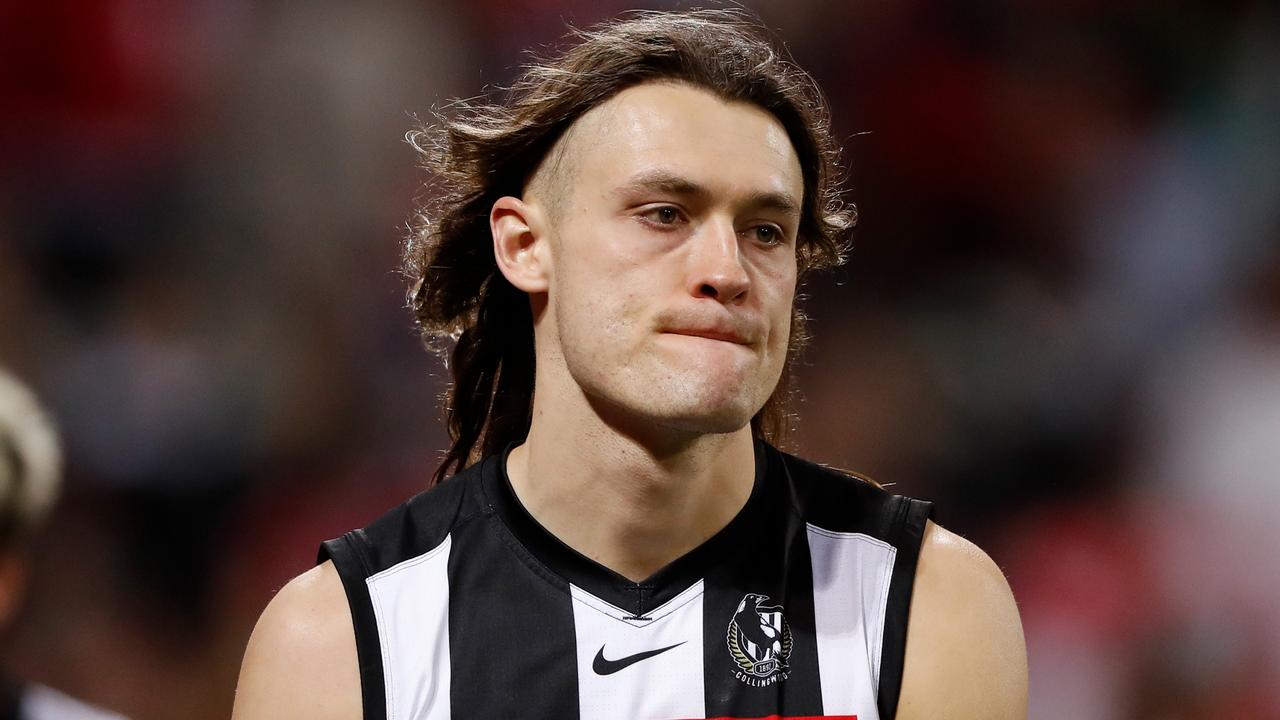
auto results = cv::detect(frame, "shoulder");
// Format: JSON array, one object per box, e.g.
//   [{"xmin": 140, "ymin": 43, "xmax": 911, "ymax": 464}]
[
  {"xmin": 231, "ymin": 561, "xmax": 361, "ymax": 720},
  {"xmin": 897, "ymin": 520, "xmax": 1028, "ymax": 719},
  {"xmin": 344, "ymin": 459, "xmax": 487, "ymax": 574},
  {"xmin": 772, "ymin": 447, "xmax": 929, "ymax": 544}
]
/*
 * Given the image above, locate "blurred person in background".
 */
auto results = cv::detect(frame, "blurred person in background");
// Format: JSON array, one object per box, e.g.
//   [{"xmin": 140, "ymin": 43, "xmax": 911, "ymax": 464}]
[
  {"xmin": 232, "ymin": 10, "xmax": 1025, "ymax": 720},
  {"xmin": 0, "ymin": 368, "xmax": 127, "ymax": 720}
]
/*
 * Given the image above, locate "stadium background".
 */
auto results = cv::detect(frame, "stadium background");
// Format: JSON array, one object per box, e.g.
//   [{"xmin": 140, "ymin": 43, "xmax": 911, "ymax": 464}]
[{"xmin": 1, "ymin": 1, "xmax": 1278, "ymax": 717}]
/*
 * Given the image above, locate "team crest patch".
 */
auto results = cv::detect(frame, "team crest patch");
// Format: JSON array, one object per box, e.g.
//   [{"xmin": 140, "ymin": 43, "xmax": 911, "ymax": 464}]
[{"xmin": 726, "ymin": 593, "xmax": 793, "ymax": 686}]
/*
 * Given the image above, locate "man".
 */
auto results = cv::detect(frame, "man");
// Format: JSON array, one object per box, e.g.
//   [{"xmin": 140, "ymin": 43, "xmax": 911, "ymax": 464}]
[
  {"xmin": 233, "ymin": 10, "xmax": 1026, "ymax": 719},
  {"xmin": 0, "ymin": 368, "xmax": 130, "ymax": 720}
]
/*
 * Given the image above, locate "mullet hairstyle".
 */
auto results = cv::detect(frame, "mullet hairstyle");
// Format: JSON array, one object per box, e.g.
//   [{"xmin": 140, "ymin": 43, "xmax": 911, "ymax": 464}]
[{"xmin": 405, "ymin": 9, "xmax": 855, "ymax": 485}]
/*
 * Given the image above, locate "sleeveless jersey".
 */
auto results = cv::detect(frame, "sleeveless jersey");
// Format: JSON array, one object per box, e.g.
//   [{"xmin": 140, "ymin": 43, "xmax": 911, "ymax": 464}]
[{"xmin": 320, "ymin": 441, "xmax": 933, "ymax": 720}]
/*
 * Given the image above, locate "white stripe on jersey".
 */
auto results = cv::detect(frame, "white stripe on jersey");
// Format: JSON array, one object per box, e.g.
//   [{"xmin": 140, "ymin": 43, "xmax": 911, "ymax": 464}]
[
  {"xmin": 807, "ymin": 524, "xmax": 897, "ymax": 720},
  {"xmin": 570, "ymin": 581, "xmax": 705, "ymax": 720},
  {"xmin": 367, "ymin": 534, "xmax": 453, "ymax": 720}
]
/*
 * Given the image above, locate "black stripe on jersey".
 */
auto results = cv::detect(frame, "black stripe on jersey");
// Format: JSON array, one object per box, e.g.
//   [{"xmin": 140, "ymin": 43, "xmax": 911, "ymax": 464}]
[
  {"xmin": 447, "ymin": 459, "xmax": 582, "ymax": 717},
  {"xmin": 484, "ymin": 442, "xmax": 771, "ymax": 617},
  {"xmin": 319, "ymin": 468, "xmax": 475, "ymax": 720},
  {"xmin": 318, "ymin": 532, "xmax": 387, "ymax": 720},
  {"xmin": 702, "ymin": 445, "xmax": 825, "ymax": 717},
  {"xmin": 775, "ymin": 449, "xmax": 935, "ymax": 720},
  {"xmin": 876, "ymin": 495, "xmax": 933, "ymax": 720},
  {"xmin": 320, "ymin": 442, "xmax": 933, "ymax": 719}
]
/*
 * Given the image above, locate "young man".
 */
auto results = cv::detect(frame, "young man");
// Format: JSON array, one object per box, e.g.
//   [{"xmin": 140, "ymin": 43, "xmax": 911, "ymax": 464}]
[{"xmin": 233, "ymin": 10, "xmax": 1027, "ymax": 720}]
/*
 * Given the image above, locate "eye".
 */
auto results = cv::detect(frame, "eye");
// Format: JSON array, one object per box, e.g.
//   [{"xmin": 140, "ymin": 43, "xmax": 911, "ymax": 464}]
[
  {"xmin": 749, "ymin": 224, "xmax": 786, "ymax": 246},
  {"xmin": 639, "ymin": 205, "xmax": 684, "ymax": 227}
]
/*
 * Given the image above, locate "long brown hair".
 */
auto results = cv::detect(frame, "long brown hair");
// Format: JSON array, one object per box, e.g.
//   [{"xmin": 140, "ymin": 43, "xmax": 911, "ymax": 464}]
[{"xmin": 405, "ymin": 9, "xmax": 855, "ymax": 484}]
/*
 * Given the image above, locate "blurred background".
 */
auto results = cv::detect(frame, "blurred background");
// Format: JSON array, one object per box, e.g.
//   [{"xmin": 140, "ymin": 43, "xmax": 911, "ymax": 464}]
[{"xmin": 1, "ymin": 0, "xmax": 1277, "ymax": 717}]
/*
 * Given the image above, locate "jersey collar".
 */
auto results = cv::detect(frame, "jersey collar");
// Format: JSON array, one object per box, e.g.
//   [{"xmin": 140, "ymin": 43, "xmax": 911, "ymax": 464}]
[{"xmin": 481, "ymin": 439, "xmax": 776, "ymax": 617}]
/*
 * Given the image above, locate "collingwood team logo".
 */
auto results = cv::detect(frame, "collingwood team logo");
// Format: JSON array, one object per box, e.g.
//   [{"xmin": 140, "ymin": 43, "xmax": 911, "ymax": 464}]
[{"xmin": 726, "ymin": 593, "xmax": 792, "ymax": 686}]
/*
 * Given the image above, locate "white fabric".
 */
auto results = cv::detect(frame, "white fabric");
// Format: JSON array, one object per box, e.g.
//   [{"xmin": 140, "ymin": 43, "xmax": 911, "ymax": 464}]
[
  {"xmin": 20, "ymin": 684, "xmax": 128, "ymax": 720},
  {"xmin": 365, "ymin": 525, "xmax": 903, "ymax": 719},
  {"xmin": 367, "ymin": 534, "xmax": 453, "ymax": 720},
  {"xmin": 807, "ymin": 524, "xmax": 897, "ymax": 720},
  {"xmin": 571, "ymin": 581, "xmax": 705, "ymax": 720}
]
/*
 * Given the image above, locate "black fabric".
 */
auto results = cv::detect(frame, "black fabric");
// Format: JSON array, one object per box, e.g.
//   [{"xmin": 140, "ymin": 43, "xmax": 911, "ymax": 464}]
[
  {"xmin": 483, "ymin": 441, "xmax": 770, "ymax": 617},
  {"xmin": 446, "ymin": 480, "xmax": 581, "ymax": 716},
  {"xmin": 701, "ymin": 445, "xmax": 824, "ymax": 716},
  {"xmin": 876, "ymin": 496, "xmax": 934, "ymax": 720},
  {"xmin": 318, "ymin": 533, "xmax": 387, "ymax": 720},
  {"xmin": 318, "ymin": 467, "xmax": 476, "ymax": 719},
  {"xmin": 775, "ymin": 451, "xmax": 935, "ymax": 719},
  {"xmin": 318, "ymin": 441, "xmax": 932, "ymax": 719}
]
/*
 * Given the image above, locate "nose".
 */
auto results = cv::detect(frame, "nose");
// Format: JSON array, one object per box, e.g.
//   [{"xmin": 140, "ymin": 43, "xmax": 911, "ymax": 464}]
[{"xmin": 688, "ymin": 217, "xmax": 750, "ymax": 304}]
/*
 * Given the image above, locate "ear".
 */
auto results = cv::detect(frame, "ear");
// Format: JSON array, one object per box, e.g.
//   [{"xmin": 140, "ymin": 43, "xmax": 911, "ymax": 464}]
[{"xmin": 491, "ymin": 196, "xmax": 550, "ymax": 293}]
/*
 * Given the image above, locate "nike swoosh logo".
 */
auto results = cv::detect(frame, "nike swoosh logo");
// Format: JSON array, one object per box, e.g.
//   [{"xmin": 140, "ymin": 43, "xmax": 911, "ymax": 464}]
[{"xmin": 592, "ymin": 641, "xmax": 685, "ymax": 675}]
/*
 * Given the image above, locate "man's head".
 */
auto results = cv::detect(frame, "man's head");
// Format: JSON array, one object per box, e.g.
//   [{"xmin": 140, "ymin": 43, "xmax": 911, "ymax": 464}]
[
  {"xmin": 493, "ymin": 81, "xmax": 804, "ymax": 443},
  {"xmin": 406, "ymin": 9, "xmax": 855, "ymax": 481}
]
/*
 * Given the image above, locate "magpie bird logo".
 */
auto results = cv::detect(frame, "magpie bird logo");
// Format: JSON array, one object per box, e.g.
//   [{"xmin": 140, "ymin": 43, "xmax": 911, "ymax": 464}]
[{"xmin": 726, "ymin": 593, "xmax": 793, "ymax": 686}]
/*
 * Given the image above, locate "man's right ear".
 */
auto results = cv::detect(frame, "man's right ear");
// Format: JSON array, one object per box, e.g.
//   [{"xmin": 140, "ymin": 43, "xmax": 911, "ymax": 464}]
[{"xmin": 491, "ymin": 196, "xmax": 550, "ymax": 293}]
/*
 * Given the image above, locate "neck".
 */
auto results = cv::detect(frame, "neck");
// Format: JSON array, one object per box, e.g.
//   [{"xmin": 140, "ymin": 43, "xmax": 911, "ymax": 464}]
[{"xmin": 505, "ymin": 407, "xmax": 757, "ymax": 583}]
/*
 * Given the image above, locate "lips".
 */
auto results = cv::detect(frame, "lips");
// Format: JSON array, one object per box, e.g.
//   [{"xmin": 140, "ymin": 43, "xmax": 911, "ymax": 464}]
[{"xmin": 663, "ymin": 326, "xmax": 754, "ymax": 345}]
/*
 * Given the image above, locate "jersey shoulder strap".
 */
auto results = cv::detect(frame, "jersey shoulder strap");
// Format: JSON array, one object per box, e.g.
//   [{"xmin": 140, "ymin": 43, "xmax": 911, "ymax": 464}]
[
  {"xmin": 774, "ymin": 447, "xmax": 934, "ymax": 720},
  {"xmin": 315, "ymin": 458, "xmax": 487, "ymax": 720}
]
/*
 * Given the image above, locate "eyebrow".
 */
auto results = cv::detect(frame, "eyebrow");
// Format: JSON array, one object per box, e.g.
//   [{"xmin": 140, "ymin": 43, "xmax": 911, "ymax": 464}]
[{"xmin": 614, "ymin": 169, "xmax": 802, "ymax": 217}]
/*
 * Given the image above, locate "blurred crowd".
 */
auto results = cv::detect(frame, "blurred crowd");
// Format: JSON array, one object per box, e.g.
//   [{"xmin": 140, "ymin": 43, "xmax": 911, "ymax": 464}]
[{"xmin": 1, "ymin": 1, "xmax": 1277, "ymax": 718}]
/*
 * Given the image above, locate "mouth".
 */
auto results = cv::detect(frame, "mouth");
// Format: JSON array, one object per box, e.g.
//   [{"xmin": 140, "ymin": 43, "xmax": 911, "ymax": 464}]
[{"xmin": 662, "ymin": 328, "xmax": 754, "ymax": 345}]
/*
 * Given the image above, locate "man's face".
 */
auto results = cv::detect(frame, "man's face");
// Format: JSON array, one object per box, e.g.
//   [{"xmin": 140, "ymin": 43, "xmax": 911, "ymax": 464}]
[{"xmin": 534, "ymin": 81, "xmax": 803, "ymax": 436}]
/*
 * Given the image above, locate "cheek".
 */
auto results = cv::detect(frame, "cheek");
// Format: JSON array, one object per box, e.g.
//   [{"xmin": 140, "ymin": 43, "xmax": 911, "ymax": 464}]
[
  {"xmin": 762, "ymin": 265, "xmax": 797, "ymax": 341},
  {"xmin": 763, "ymin": 296, "xmax": 797, "ymax": 379},
  {"xmin": 553, "ymin": 272, "xmax": 644, "ymax": 354}
]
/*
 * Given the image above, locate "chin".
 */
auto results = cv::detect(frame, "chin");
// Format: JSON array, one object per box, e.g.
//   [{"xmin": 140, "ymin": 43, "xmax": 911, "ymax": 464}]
[
  {"xmin": 573, "ymin": 355, "xmax": 776, "ymax": 437},
  {"xmin": 645, "ymin": 387, "xmax": 761, "ymax": 436}
]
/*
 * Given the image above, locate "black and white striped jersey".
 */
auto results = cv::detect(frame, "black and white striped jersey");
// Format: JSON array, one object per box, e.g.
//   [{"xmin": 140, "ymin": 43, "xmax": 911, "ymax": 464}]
[{"xmin": 320, "ymin": 441, "xmax": 933, "ymax": 720}]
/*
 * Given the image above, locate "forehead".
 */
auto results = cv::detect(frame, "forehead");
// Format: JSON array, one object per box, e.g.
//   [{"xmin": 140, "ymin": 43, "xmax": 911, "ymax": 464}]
[{"xmin": 555, "ymin": 82, "xmax": 804, "ymax": 207}]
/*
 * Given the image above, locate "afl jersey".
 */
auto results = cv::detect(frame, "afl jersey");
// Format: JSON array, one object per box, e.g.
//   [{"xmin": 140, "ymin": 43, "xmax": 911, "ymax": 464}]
[{"xmin": 319, "ymin": 441, "xmax": 933, "ymax": 720}]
